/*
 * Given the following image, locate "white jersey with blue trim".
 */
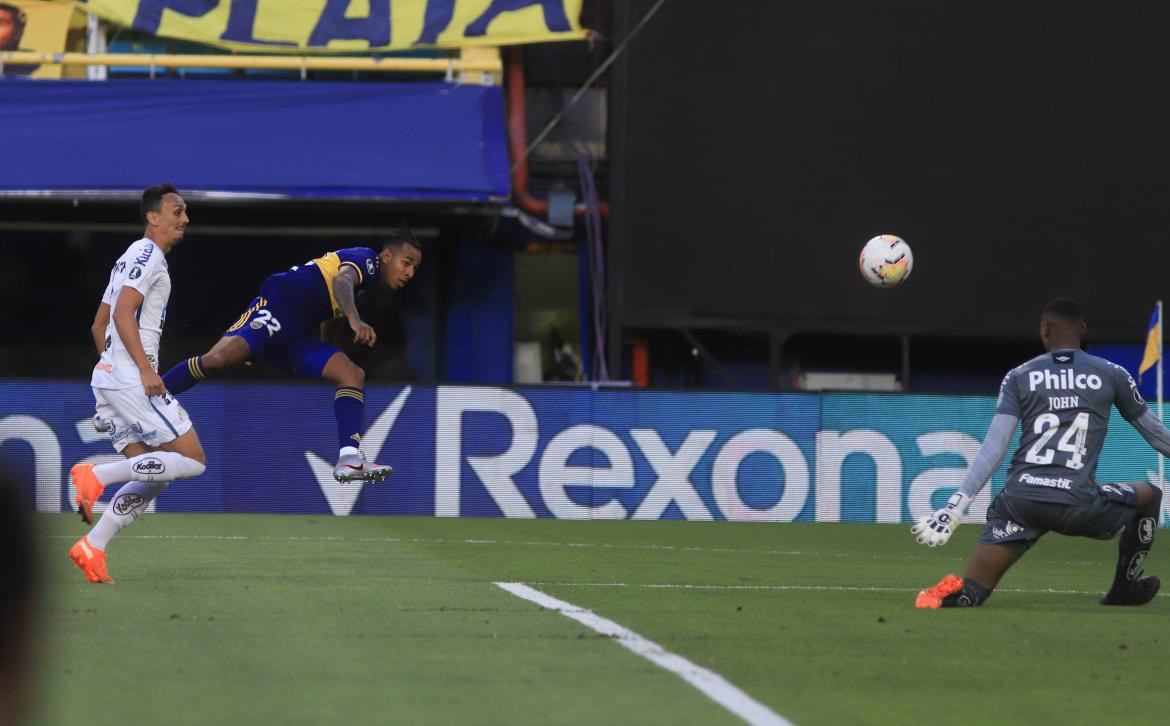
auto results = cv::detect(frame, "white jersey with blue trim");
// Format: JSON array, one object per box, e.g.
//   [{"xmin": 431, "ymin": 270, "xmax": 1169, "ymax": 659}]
[{"xmin": 91, "ymin": 238, "xmax": 171, "ymax": 390}]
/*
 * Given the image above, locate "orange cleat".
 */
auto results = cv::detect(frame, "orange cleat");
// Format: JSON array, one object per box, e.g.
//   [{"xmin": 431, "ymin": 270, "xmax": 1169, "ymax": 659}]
[
  {"xmin": 69, "ymin": 536, "xmax": 115, "ymax": 584},
  {"xmin": 915, "ymin": 573, "xmax": 964, "ymax": 608},
  {"xmin": 71, "ymin": 463, "xmax": 105, "ymax": 525}
]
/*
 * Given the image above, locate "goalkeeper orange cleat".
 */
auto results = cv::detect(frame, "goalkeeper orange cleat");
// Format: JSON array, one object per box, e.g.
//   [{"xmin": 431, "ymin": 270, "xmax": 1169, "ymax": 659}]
[
  {"xmin": 69, "ymin": 536, "xmax": 115, "ymax": 584},
  {"xmin": 915, "ymin": 573, "xmax": 963, "ymax": 608},
  {"xmin": 71, "ymin": 463, "xmax": 105, "ymax": 525}
]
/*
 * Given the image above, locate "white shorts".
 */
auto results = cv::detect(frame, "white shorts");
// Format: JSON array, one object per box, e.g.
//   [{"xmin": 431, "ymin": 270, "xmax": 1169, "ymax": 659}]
[{"xmin": 93, "ymin": 387, "xmax": 193, "ymax": 453}]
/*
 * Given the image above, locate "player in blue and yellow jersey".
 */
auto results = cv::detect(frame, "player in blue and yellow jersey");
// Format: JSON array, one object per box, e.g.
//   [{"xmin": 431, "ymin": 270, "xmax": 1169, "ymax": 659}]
[{"xmin": 161, "ymin": 229, "xmax": 421, "ymax": 483}]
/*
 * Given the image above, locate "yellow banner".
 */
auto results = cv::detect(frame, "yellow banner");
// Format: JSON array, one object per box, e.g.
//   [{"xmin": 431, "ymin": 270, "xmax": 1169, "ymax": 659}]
[
  {"xmin": 70, "ymin": 0, "xmax": 585, "ymax": 53},
  {"xmin": 3, "ymin": 1, "xmax": 78, "ymax": 78}
]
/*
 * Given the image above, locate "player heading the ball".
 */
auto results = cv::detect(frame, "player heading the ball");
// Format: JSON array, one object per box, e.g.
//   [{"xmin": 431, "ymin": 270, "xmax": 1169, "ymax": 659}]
[{"xmin": 162, "ymin": 230, "xmax": 422, "ymax": 484}]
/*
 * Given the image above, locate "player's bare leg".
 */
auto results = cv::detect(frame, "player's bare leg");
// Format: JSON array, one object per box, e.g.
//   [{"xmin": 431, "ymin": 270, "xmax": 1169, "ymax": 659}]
[
  {"xmin": 159, "ymin": 428, "xmax": 207, "ymax": 465},
  {"xmin": 198, "ymin": 335, "xmax": 251, "ymax": 371},
  {"xmin": 961, "ymin": 542, "xmax": 1021, "ymax": 593},
  {"xmin": 321, "ymin": 351, "xmax": 393, "ymax": 484},
  {"xmin": 162, "ymin": 335, "xmax": 251, "ymax": 395},
  {"xmin": 916, "ymin": 543, "xmax": 1021, "ymax": 608},
  {"xmin": 1102, "ymin": 481, "xmax": 1161, "ymax": 605}
]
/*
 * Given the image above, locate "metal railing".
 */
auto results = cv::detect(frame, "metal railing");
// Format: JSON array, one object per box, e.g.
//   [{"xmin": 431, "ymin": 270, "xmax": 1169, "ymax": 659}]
[{"xmin": 0, "ymin": 50, "xmax": 502, "ymax": 82}]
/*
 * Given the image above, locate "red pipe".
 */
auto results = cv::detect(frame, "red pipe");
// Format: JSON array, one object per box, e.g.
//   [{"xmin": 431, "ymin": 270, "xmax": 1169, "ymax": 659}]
[{"xmin": 507, "ymin": 47, "xmax": 609, "ymax": 219}]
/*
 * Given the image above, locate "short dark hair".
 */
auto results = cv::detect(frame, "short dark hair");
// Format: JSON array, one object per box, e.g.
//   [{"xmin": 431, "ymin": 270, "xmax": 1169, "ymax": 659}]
[
  {"xmin": 383, "ymin": 228, "xmax": 421, "ymax": 254},
  {"xmin": 141, "ymin": 182, "xmax": 179, "ymax": 225},
  {"xmin": 1042, "ymin": 298, "xmax": 1084, "ymax": 326}
]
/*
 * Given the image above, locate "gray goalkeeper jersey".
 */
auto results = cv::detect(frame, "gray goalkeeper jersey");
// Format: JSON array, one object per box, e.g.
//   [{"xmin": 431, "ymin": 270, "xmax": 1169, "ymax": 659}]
[{"xmin": 997, "ymin": 349, "xmax": 1148, "ymax": 505}]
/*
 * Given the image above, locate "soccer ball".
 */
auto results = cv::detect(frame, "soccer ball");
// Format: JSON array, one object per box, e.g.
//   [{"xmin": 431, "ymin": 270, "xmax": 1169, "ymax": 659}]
[{"xmin": 859, "ymin": 234, "xmax": 913, "ymax": 287}]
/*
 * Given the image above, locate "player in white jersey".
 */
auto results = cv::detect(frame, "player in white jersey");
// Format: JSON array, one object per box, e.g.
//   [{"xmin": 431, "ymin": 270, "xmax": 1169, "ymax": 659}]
[
  {"xmin": 912, "ymin": 299, "xmax": 1169, "ymax": 607},
  {"xmin": 68, "ymin": 183, "xmax": 208, "ymax": 584}
]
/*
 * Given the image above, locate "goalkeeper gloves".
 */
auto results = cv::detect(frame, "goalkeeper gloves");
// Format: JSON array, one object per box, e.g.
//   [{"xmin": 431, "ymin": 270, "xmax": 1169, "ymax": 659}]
[{"xmin": 911, "ymin": 492, "xmax": 971, "ymax": 547}]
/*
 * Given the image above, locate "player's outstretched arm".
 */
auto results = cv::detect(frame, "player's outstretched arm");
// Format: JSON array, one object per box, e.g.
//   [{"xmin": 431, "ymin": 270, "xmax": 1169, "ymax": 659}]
[
  {"xmin": 1130, "ymin": 409, "xmax": 1170, "ymax": 459},
  {"xmin": 911, "ymin": 412, "xmax": 1018, "ymax": 547},
  {"xmin": 90, "ymin": 302, "xmax": 111, "ymax": 355},
  {"xmin": 333, "ymin": 267, "xmax": 376, "ymax": 347}
]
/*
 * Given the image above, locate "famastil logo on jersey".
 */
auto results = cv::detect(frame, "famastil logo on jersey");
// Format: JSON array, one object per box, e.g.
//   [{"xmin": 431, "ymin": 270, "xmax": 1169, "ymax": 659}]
[{"xmin": 1019, "ymin": 472, "xmax": 1072, "ymax": 490}]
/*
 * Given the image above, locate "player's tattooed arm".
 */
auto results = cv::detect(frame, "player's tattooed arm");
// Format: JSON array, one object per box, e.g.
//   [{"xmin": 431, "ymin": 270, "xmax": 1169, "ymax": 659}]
[
  {"xmin": 90, "ymin": 302, "xmax": 111, "ymax": 355},
  {"xmin": 334, "ymin": 266, "xmax": 376, "ymax": 347}
]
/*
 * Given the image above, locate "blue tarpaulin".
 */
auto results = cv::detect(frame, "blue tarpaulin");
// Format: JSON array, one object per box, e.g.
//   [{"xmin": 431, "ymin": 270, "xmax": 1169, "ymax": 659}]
[{"xmin": 0, "ymin": 79, "xmax": 510, "ymax": 201}]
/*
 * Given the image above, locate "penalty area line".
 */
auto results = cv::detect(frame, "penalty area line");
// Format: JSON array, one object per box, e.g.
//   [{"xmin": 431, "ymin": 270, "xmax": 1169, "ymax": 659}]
[{"xmin": 495, "ymin": 582, "xmax": 792, "ymax": 726}]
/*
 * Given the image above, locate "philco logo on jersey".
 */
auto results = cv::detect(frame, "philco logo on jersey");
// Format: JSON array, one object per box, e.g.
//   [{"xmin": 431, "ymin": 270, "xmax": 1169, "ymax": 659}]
[{"xmin": 1027, "ymin": 368, "xmax": 1103, "ymax": 392}]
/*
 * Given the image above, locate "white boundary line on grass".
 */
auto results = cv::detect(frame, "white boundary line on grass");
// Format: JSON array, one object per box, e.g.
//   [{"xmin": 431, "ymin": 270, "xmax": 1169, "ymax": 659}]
[
  {"xmin": 495, "ymin": 582, "xmax": 792, "ymax": 726},
  {"xmin": 37, "ymin": 533, "xmax": 1113, "ymax": 567}
]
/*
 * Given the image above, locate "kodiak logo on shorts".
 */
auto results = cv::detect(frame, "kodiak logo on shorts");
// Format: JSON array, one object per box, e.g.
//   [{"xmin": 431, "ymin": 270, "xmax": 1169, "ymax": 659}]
[
  {"xmin": 250, "ymin": 319, "xmax": 265, "ymax": 329},
  {"xmin": 112, "ymin": 493, "xmax": 145, "ymax": 516},
  {"xmin": 132, "ymin": 457, "xmax": 165, "ymax": 475}
]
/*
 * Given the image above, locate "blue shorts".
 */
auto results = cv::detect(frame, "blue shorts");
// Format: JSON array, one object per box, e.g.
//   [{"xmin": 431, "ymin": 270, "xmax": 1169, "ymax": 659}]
[{"xmin": 224, "ymin": 292, "xmax": 338, "ymax": 379}]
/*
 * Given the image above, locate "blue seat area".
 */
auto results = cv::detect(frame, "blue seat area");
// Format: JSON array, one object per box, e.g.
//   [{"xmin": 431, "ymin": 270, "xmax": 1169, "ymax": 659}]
[
  {"xmin": 107, "ymin": 38, "xmax": 237, "ymax": 79},
  {"xmin": 171, "ymin": 40, "xmax": 238, "ymax": 79},
  {"xmin": 106, "ymin": 39, "xmax": 169, "ymax": 76}
]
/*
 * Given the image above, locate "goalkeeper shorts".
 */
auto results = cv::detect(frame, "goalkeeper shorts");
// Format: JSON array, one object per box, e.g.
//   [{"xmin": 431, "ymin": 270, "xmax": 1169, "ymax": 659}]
[{"xmin": 978, "ymin": 489, "xmax": 1138, "ymax": 550}]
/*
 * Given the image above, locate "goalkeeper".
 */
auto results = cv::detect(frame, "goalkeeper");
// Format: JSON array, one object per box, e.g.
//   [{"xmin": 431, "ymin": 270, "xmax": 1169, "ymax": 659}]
[{"xmin": 912, "ymin": 299, "xmax": 1169, "ymax": 608}]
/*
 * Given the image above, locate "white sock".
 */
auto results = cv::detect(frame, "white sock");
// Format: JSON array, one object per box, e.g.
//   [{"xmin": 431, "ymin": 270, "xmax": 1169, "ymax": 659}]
[
  {"xmin": 87, "ymin": 480, "xmax": 168, "ymax": 550},
  {"xmin": 339, "ymin": 446, "xmax": 360, "ymax": 458},
  {"xmin": 94, "ymin": 451, "xmax": 206, "ymax": 485}
]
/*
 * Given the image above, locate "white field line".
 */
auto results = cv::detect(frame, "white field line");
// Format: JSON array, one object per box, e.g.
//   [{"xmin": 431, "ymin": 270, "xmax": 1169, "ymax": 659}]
[
  {"xmin": 37, "ymin": 532, "xmax": 1115, "ymax": 567},
  {"xmin": 496, "ymin": 582, "xmax": 792, "ymax": 726},
  {"xmin": 521, "ymin": 581, "xmax": 1170, "ymax": 597}
]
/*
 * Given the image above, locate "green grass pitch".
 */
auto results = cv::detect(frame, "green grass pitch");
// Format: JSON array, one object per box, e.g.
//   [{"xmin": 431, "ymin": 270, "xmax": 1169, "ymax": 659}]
[{"xmin": 32, "ymin": 514, "xmax": 1168, "ymax": 725}]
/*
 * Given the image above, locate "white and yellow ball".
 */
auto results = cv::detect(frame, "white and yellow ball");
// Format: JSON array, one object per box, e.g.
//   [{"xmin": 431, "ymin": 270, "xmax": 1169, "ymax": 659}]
[{"xmin": 859, "ymin": 234, "xmax": 913, "ymax": 287}]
